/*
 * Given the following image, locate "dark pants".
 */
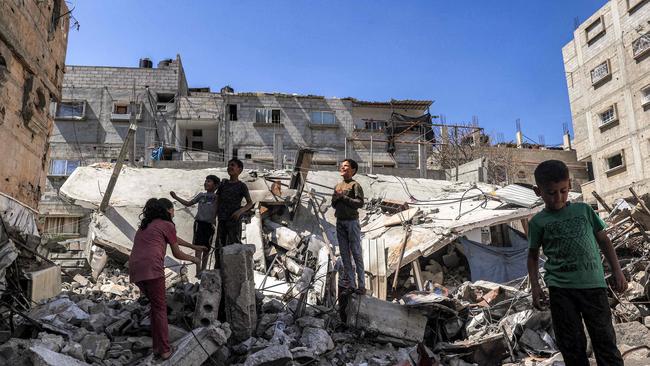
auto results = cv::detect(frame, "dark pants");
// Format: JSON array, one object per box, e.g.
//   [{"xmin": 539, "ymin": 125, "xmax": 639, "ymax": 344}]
[
  {"xmin": 192, "ymin": 220, "xmax": 215, "ymax": 247},
  {"xmin": 136, "ymin": 277, "xmax": 170, "ymax": 356},
  {"xmin": 336, "ymin": 219, "xmax": 365, "ymax": 289},
  {"xmin": 549, "ymin": 287, "xmax": 623, "ymax": 366},
  {"xmin": 214, "ymin": 219, "xmax": 241, "ymax": 267}
]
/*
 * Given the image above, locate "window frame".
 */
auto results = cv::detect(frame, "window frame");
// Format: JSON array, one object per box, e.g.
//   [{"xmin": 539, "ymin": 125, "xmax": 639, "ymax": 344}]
[
  {"xmin": 49, "ymin": 159, "xmax": 81, "ymax": 177},
  {"xmin": 597, "ymin": 104, "xmax": 618, "ymax": 128},
  {"xmin": 590, "ymin": 60, "xmax": 611, "ymax": 86},
  {"xmin": 641, "ymin": 85, "xmax": 650, "ymax": 107},
  {"xmin": 255, "ymin": 108, "xmax": 282, "ymax": 124},
  {"xmin": 626, "ymin": 0, "xmax": 647, "ymax": 12},
  {"xmin": 55, "ymin": 100, "xmax": 86, "ymax": 120},
  {"xmin": 604, "ymin": 151, "xmax": 625, "ymax": 174},
  {"xmin": 43, "ymin": 216, "xmax": 81, "ymax": 236},
  {"xmin": 632, "ymin": 32, "xmax": 650, "ymax": 60},
  {"xmin": 110, "ymin": 101, "xmax": 143, "ymax": 121},
  {"xmin": 310, "ymin": 111, "xmax": 336, "ymax": 125},
  {"xmin": 585, "ymin": 16, "xmax": 605, "ymax": 45}
]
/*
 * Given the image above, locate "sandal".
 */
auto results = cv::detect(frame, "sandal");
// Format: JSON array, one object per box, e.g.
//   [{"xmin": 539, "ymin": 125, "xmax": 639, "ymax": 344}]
[{"xmin": 157, "ymin": 345, "xmax": 176, "ymax": 361}]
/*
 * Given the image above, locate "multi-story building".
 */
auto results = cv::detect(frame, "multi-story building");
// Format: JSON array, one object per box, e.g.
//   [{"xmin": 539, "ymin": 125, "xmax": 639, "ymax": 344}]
[
  {"xmin": 41, "ymin": 57, "xmax": 433, "ymax": 237},
  {"xmin": 0, "ymin": 0, "xmax": 69, "ymax": 210},
  {"xmin": 563, "ymin": 0, "xmax": 650, "ymax": 206},
  {"xmin": 40, "ymin": 56, "xmax": 188, "ymax": 236}
]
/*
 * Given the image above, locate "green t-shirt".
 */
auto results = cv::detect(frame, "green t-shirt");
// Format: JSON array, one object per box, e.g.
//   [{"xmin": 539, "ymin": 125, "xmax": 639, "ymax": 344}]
[{"xmin": 528, "ymin": 202, "xmax": 607, "ymax": 289}]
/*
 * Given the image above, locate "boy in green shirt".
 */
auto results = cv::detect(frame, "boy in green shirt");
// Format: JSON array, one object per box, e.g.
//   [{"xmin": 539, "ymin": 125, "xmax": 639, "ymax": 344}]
[{"xmin": 527, "ymin": 160, "xmax": 626, "ymax": 366}]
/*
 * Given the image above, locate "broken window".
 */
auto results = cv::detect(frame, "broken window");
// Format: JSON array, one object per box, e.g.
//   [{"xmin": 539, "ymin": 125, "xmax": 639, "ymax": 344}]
[
  {"xmin": 49, "ymin": 159, "xmax": 80, "ymax": 176},
  {"xmin": 606, "ymin": 152, "xmax": 624, "ymax": 171},
  {"xmin": 111, "ymin": 102, "xmax": 142, "ymax": 121},
  {"xmin": 156, "ymin": 93, "xmax": 174, "ymax": 104},
  {"xmin": 43, "ymin": 216, "xmax": 81, "ymax": 235},
  {"xmin": 271, "ymin": 109, "xmax": 281, "ymax": 124},
  {"xmin": 633, "ymin": 32, "xmax": 650, "ymax": 59},
  {"xmin": 191, "ymin": 141, "xmax": 204, "ymax": 151},
  {"xmin": 228, "ymin": 104, "xmax": 238, "ymax": 121},
  {"xmin": 55, "ymin": 100, "xmax": 86, "ymax": 120},
  {"xmin": 364, "ymin": 120, "xmax": 386, "ymax": 131},
  {"xmin": 591, "ymin": 60, "xmax": 610, "ymax": 85},
  {"xmin": 587, "ymin": 161, "xmax": 595, "ymax": 181},
  {"xmin": 245, "ymin": 153, "xmax": 252, "ymax": 159},
  {"xmin": 113, "ymin": 103, "xmax": 128, "ymax": 115},
  {"xmin": 311, "ymin": 111, "xmax": 336, "ymax": 125},
  {"xmin": 192, "ymin": 129, "xmax": 203, "ymax": 137}
]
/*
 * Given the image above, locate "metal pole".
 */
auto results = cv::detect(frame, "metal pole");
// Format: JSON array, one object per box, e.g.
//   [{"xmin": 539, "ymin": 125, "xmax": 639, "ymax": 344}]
[
  {"xmin": 99, "ymin": 102, "xmax": 138, "ymax": 212},
  {"xmin": 344, "ymin": 137, "xmax": 347, "ymax": 159}
]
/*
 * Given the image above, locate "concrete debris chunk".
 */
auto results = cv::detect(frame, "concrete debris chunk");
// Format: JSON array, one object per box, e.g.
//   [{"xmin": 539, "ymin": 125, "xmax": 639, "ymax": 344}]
[
  {"xmin": 296, "ymin": 316, "xmax": 325, "ymax": 329},
  {"xmin": 30, "ymin": 346, "xmax": 92, "ymax": 366},
  {"xmin": 345, "ymin": 294, "xmax": 427, "ymax": 344},
  {"xmin": 139, "ymin": 325, "xmax": 231, "ymax": 366},
  {"xmin": 299, "ymin": 327, "xmax": 334, "ymax": 355},
  {"xmin": 244, "ymin": 344, "xmax": 293, "ymax": 366},
  {"xmin": 61, "ymin": 342, "xmax": 86, "ymax": 362},
  {"xmin": 80, "ymin": 333, "xmax": 111, "ymax": 360},
  {"xmin": 193, "ymin": 270, "xmax": 221, "ymax": 328}
]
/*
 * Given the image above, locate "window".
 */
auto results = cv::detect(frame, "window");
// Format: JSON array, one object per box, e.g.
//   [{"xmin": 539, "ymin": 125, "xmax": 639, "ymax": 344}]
[
  {"xmin": 255, "ymin": 109, "xmax": 281, "ymax": 124},
  {"xmin": 227, "ymin": 104, "xmax": 237, "ymax": 121},
  {"xmin": 245, "ymin": 153, "xmax": 252, "ymax": 159},
  {"xmin": 591, "ymin": 61, "xmax": 610, "ymax": 85},
  {"xmin": 585, "ymin": 16, "xmax": 605, "ymax": 45},
  {"xmin": 642, "ymin": 86, "xmax": 650, "ymax": 107},
  {"xmin": 49, "ymin": 159, "xmax": 80, "ymax": 176},
  {"xmin": 55, "ymin": 100, "xmax": 85, "ymax": 120},
  {"xmin": 111, "ymin": 102, "xmax": 142, "ymax": 121},
  {"xmin": 43, "ymin": 216, "xmax": 81, "ymax": 236},
  {"xmin": 587, "ymin": 161, "xmax": 595, "ymax": 181},
  {"xmin": 632, "ymin": 33, "xmax": 650, "ymax": 60},
  {"xmin": 310, "ymin": 111, "xmax": 336, "ymax": 125},
  {"xmin": 627, "ymin": 0, "xmax": 647, "ymax": 12},
  {"xmin": 192, "ymin": 129, "xmax": 203, "ymax": 137},
  {"xmin": 598, "ymin": 105, "xmax": 617, "ymax": 126},
  {"xmin": 363, "ymin": 120, "xmax": 386, "ymax": 131},
  {"xmin": 606, "ymin": 152, "xmax": 624, "ymax": 171},
  {"xmin": 156, "ymin": 93, "xmax": 174, "ymax": 104}
]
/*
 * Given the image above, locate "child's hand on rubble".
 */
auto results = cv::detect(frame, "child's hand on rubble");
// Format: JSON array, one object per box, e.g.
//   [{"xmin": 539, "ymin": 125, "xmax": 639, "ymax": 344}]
[
  {"xmin": 531, "ymin": 285, "xmax": 548, "ymax": 310},
  {"xmin": 612, "ymin": 270, "xmax": 628, "ymax": 293}
]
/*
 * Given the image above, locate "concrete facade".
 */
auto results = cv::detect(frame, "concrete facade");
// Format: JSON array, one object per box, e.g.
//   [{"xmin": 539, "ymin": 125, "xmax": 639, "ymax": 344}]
[
  {"xmin": 0, "ymin": 0, "xmax": 69, "ymax": 210},
  {"xmin": 563, "ymin": 0, "xmax": 650, "ymax": 205},
  {"xmin": 40, "ymin": 56, "xmax": 187, "ymax": 236}
]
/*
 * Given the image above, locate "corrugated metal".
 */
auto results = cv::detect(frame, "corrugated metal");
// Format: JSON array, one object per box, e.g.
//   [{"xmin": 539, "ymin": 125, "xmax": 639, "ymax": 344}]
[{"xmin": 492, "ymin": 184, "xmax": 542, "ymax": 208}]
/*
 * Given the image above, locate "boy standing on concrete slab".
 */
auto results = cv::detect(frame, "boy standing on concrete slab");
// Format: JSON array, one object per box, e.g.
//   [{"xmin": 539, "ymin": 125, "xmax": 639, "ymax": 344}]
[
  {"xmin": 332, "ymin": 159, "xmax": 366, "ymax": 296},
  {"xmin": 169, "ymin": 174, "xmax": 219, "ymax": 271},
  {"xmin": 527, "ymin": 160, "xmax": 626, "ymax": 366},
  {"xmin": 215, "ymin": 159, "xmax": 254, "ymax": 258}
]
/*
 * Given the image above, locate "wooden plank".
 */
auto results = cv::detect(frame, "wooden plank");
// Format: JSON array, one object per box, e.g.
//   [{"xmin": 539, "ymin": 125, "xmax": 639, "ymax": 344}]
[{"xmin": 412, "ymin": 260, "xmax": 424, "ymax": 291}]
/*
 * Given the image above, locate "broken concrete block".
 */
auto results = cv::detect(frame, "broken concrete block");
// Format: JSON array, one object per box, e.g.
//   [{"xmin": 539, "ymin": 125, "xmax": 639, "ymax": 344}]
[
  {"xmin": 261, "ymin": 298, "xmax": 284, "ymax": 314},
  {"xmin": 62, "ymin": 342, "xmax": 85, "ymax": 362},
  {"xmin": 34, "ymin": 332, "xmax": 65, "ymax": 353},
  {"xmin": 244, "ymin": 344, "xmax": 293, "ymax": 366},
  {"xmin": 168, "ymin": 324, "xmax": 188, "ymax": 343},
  {"xmin": 100, "ymin": 283, "xmax": 127, "ymax": 296},
  {"xmin": 30, "ymin": 346, "xmax": 92, "ymax": 366},
  {"xmin": 300, "ymin": 327, "xmax": 334, "ymax": 355},
  {"xmin": 345, "ymin": 294, "xmax": 426, "ymax": 344},
  {"xmin": 296, "ymin": 316, "xmax": 325, "ymax": 329},
  {"xmin": 80, "ymin": 333, "xmax": 110, "ymax": 360},
  {"xmin": 265, "ymin": 222, "xmax": 302, "ymax": 251},
  {"xmin": 222, "ymin": 244, "xmax": 258, "ymax": 342},
  {"xmin": 138, "ymin": 324, "xmax": 231, "ymax": 366},
  {"xmin": 614, "ymin": 321, "xmax": 650, "ymax": 348},
  {"xmin": 0, "ymin": 338, "xmax": 32, "ymax": 365},
  {"xmin": 29, "ymin": 298, "xmax": 89, "ymax": 324},
  {"xmin": 26, "ymin": 265, "xmax": 62, "ymax": 303},
  {"xmin": 291, "ymin": 347, "xmax": 318, "ymax": 363},
  {"xmin": 246, "ymin": 211, "xmax": 266, "ymax": 268},
  {"xmin": 73, "ymin": 274, "xmax": 90, "ymax": 287},
  {"xmin": 193, "ymin": 270, "xmax": 221, "ymax": 328}
]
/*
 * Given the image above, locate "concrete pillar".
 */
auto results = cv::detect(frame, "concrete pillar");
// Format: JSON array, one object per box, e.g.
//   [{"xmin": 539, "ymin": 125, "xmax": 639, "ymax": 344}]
[
  {"xmin": 516, "ymin": 131, "xmax": 523, "ymax": 148},
  {"xmin": 273, "ymin": 133, "xmax": 283, "ymax": 170},
  {"xmin": 563, "ymin": 132, "xmax": 572, "ymax": 151},
  {"xmin": 221, "ymin": 244, "xmax": 257, "ymax": 342},
  {"xmin": 418, "ymin": 141, "xmax": 427, "ymax": 179},
  {"xmin": 193, "ymin": 270, "xmax": 221, "ymax": 328}
]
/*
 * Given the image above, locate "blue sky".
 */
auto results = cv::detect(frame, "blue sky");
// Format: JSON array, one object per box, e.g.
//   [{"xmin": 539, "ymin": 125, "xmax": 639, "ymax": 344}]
[{"xmin": 65, "ymin": 1, "xmax": 606, "ymax": 146}]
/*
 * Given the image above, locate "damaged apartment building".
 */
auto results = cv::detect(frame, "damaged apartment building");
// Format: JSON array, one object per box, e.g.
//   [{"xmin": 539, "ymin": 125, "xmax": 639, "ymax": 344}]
[
  {"xmin": 41, "ymin": 56, "xmax": 434, "ymax": 238},
  {"xmin": 563, "ymin": 0, "xmax": 650, "ymax": 207}
]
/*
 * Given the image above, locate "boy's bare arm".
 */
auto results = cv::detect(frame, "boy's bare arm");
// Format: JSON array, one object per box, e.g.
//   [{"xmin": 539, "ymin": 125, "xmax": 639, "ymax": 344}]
[
  {"xmin": 527, "ymin": 248, "xmax": 547, "ymax": 310},
  {"xmin": 232, "ymin": 191, "xmax": 254, "ymax": 220},
  {"xmin": 170, "ymin": 191, "xmax": 193, "ymax": 207},
  {"xmin": 595, "ymin": 230, "xmax": 627, "ymax": 292}
]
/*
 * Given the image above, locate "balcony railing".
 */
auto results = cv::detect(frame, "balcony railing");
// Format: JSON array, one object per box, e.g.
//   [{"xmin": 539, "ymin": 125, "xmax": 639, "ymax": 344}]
[{"xmin": 633, "ymin": 33, "xmax": 650, "ymax": 59}]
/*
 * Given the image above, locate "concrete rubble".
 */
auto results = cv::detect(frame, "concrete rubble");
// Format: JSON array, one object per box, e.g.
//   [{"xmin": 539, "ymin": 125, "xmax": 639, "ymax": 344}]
[{"xmin": 3, "ymin": 164, "xmax": 650, "ymax": 365}]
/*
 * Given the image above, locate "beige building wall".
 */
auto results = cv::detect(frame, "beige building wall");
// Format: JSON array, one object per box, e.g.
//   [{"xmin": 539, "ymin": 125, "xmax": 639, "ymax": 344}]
[
  {"xmin": 563, "ymin": 0, "xmax": 650, "ymax": 206},
  {"xmin": 0, "ymin": 0, "xmax": 69, "ymax": 210}
]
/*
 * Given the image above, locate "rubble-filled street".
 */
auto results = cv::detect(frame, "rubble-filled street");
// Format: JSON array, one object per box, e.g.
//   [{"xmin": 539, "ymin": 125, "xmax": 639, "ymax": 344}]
[{"xmin": 1, "ymin": 163, "xmax": 650, "ymax": 365}]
